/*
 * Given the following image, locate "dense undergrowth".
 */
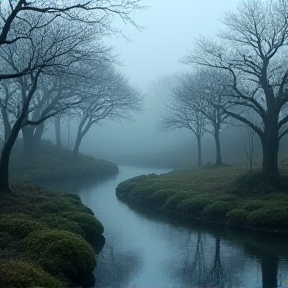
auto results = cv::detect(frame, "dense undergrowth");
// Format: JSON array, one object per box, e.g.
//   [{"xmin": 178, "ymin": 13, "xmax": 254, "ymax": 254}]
[
  {"xmin": 10, "ymin": 140, "xmax": 119, "ymax": 183},
  {"xmin": 116, "ymin": 165, "xmax": 288, "ymax": 232},
  {"xmin": 0, "ymin": 185, "xmax": 105, "ymax": 287}
]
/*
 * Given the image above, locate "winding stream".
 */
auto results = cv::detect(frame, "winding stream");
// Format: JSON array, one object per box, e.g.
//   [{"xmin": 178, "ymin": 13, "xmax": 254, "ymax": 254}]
[{"xmin": 40, "ymin": 166, "xmax": 288, "ymax": 288}]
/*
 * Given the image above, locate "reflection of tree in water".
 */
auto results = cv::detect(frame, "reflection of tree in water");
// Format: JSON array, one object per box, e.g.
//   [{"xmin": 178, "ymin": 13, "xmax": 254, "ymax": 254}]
[
  {"xmin": 94, "ymin": 242, "xmax": 142, "ymax": 288},
  {"xmin": 174, "ymin": 231, "xmax": 241, "ymax": 287}
]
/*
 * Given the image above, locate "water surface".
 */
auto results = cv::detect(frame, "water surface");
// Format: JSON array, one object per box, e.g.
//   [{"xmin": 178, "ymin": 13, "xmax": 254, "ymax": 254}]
[{"xmin": 40, "ymin": 166, "xmax": 288, "ymax": 288}]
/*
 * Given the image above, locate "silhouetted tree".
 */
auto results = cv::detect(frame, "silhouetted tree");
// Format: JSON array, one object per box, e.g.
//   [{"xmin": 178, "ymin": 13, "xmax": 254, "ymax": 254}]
[
  {"xmin": 183, "ymin": 0, "xmax": 288, "ymax": 182},
  {"xmin": 179, "ymin": 69, "xmax": 233, "ymax": 166},
  {"xmin": 71, "ymin": 62, "xmax": 142, "ymax": 158},
  {"xmin": 0, "ymin": 0, "xmax": 144, "ymax": 80},
  {"xmin": 158, "ymin": 74, "xmax": 208, "ymax": 167}
]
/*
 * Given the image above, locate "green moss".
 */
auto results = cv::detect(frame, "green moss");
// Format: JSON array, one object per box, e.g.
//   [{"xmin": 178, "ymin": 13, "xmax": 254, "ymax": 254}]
[
  {"xmin": 161, "ymin": 191, "xmax": 193, "ymax": 211},
  {"xmin": 203, "ymin": 201, "xmax": 234, "ymax": 220},
  {"xmin": 27, "ymin": 229, "xmax": 96, "ymax": 282},
  {"xmin": 129, "ymin": 183, "xmax": 160, "ymax": 201},
  {"xmin": 61, "ymin": 212, "xmax": 104, "ymax": 240},
  {"xmin": 176, "ymin": 197, "xmax": 211, "ymax": 217},
  {"xmin": 225, "ymin": 209, "xmax": 248, "ymax": 225},
  {"xmin": 148, "ymin": 189, "xmax": 178, "ymax": 207},
  {"xmin": 243, "ymin": 200, "xmax": 267, "ymax": 212},
  {"xmin": 0, "ymin": 260, "xmax": 64, "ymax": 288},
  {"xmin": 247, "ymin": 207, "xmax": 288, "ymax": 229},
  {"xmin": 0, "ymin": 214, "xmax": 46, "ymax": 239}
]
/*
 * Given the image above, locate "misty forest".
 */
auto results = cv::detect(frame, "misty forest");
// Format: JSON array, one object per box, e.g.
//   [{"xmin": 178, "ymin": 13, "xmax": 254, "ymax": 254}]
[{"xmin": 0, "ymin": 0, "xmax": 288, "ymax": 287}]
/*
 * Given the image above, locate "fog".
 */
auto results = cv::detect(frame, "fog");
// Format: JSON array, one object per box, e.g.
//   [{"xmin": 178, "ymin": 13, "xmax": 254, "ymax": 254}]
[{"xmin": 80, "ymin": 0, "xmax": 240, "ymax": 165}]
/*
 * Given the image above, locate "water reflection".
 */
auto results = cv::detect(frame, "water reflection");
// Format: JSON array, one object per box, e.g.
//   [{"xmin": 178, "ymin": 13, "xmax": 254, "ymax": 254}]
[{"xmin": 38, "ymin": 166, "xmax": 288, "ymax": 288}]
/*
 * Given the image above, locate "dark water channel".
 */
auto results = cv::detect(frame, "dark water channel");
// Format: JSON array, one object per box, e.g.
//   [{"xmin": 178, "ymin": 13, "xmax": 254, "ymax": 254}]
[{"xmin": 40, "ymin": 166, "xmax": 288, "ymax": 288}]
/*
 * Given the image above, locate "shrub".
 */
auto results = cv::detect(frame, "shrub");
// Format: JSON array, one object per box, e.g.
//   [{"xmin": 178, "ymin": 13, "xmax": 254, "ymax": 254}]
[
  {"xmin": 129, "ymin": 183, "xmax": 160, "ymax": 201},
  {"xmin": 203, "ymin": 201, "xmax": 234, "ymax": 220},
  {"xmin": 0, "ymin": 214, "xmax": 45, "ymax": 239},
  {"xmin": 61, "ymin": 212, "xmax": 104, "ymax": 240},
  {"xmin": 148, "ymin": 189, "xmax": 178, "ymax": 207},
  {"xmin": 247, "ymin": 207, "xmax": 288, "ymax": 229},
  {"xmin": 243, "ymin": 200, "xmax": 267, "ymax": 212},
  {"xmin": 161, "ymin": 192, "xmax": 193, "ymax": 211},
  {"xmin": 176, "ymin": 197, "xmax": 211, "ymax": 217},
  {"xmin": 27, "ymin": 230, "xmax": 96, "ymax": 282},
  {"xmin": 0, "ymin": 260, "xmax": 63, "ymax": 288},
  {"xmin": 39, "ymin": 214, "xmax": 84, "ymax": 237},
  {"xmin": 225, "ymin": 209, "xmax": 248, "ymax": 225}
]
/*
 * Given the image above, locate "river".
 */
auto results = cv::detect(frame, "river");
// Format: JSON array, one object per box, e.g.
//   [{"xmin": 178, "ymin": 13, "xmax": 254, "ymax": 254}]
[{"xmin": 40, "ymin": 166, "xmax": 288, "ymax": 288}]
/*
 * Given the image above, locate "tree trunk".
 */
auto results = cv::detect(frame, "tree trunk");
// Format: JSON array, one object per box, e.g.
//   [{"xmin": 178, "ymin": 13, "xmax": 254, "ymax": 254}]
[
  {"xmin": 54, "ymin": 116, "xmax": 62, "ymax": 149},
  {"xmin": 34, "ymin": 122, "xmax": 44, "ymax": 150},
  {"xmin": 22, "ymin": 126, "xmax": 34, "ymax": 159},
  {"xmin": 197, "ymin": 135, "xmax": 202, "ymax": 167},
  {"xmin": 214, "ymin": 128, "xmax": 223, "ymax": 166},
  {"xmin": 0, "ymin": 121, "xmax": 22, "ymax": 191},
  {"xmin": 1, "ymin": 108, "xmax": 12, "ymax": 142},
  {"xmin": 261, "ymin": 120, "xmax": 279, "ymax": 182},
  {"xmin": 72, "ymin": 133, "xmax": 83, "ymax": 159}
]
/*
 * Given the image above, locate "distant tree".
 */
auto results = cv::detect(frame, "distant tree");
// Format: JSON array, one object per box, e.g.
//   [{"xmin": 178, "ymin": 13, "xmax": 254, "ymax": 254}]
[
  {"xmin": 71, "ymin": 61, "xmax": 142, "ymax": 158},
  {"xmin": 191, "ymin": 69, "xmax": 234, "ymax": 166},
  {"xmin": 157, "ymin": 74, "xmax": 208, "ymax": 167},
  {"xmin": 183, "ymin": 0, "xmax": 288, "ymax": 182}
]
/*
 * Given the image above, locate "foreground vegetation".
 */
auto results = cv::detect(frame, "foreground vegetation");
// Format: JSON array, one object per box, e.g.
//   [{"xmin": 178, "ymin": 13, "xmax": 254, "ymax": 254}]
[
  {"xmin": 116, "ymin": 165, "xmax": 288, "ymax": 233},
  {"xmin": 0, "ymin": 185, "xmax": 105, "ymax": 287},
  {"xmin": 9, "ymin": 140, "xmax": 119, "ymax": 183}
]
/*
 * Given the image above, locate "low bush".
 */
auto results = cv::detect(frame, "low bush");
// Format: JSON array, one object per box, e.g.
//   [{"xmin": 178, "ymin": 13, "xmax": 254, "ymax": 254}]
[
  {"xmin": 243, "ymin": 200, "xmax": 267, "ymax": 212},
  {"xmin": 176, "ymin": 197, "xmax": 211, "ymax": 217},
  {"xmin": 0, "ymin": 260, "xmax": 64, "ymax": 288},
  {"xmin": 148, "ymin": 189, "xmax": 178, "ymax": 207},
  {"xmin": 203, "ymin": 201, "xmax": 234, "ymax": 220},
  {"xmin": 27, "ymin": 229, "xmax": 96, "ymax": 282},
  {"xmin": 247, "ymin": 207, "xmax": 288, "ymax": 229},
  {"xmin": 161, "ymin": 191, "xmax": 193, "ymax": 211},
  {"xmin": 39, "ymin": 214, "xmax": 84, "ymax": 237},
  {"xmin": 225, "ymin": 209, "xmax": 248, "ymax": 225},
  {"xmin": 61, "ymin": 212, "xmax": 104, "ymax": 240},
  {"xmin": 129, "ymin": 183, "xmax": 160, "ymax": 202},
  {"xmin": 0, "ymin": 214, "xmax": 45, "ymax": 239}
]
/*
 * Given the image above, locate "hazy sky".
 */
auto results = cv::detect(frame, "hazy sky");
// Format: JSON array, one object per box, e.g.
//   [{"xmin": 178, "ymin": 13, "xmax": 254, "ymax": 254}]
[
  {"xmin": 110, "ymin": 0, "xmax": 239, "ymax": 88},
  {"xmin": 82, "ymin": 0, "xmax": 241, "ymax": 159}
]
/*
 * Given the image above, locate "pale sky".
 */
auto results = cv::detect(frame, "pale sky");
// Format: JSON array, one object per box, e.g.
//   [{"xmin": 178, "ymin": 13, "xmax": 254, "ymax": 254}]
[
  {"xmin": 83, "ymin": 0, "xmax": 241, "ymax": 159},
  {"xmin": 109, "ymin": 0, "xmax": 239, "ymax": 89}
]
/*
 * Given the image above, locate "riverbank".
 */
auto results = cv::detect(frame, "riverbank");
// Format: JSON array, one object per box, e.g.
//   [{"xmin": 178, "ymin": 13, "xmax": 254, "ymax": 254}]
[
  {"xmin": 10, "ymin": 140, "xmax": 119, "ymax": 183},
  {"xmin": 0, "ymin": 184, "xmax": 105, "ymax": 287},
  {"xmin": 116, "ymin": 166, "xmax": 288, "ymax": 233}
]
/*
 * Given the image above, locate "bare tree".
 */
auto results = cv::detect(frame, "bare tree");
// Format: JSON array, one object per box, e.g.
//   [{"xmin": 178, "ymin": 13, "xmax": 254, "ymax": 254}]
[
  {"xmin": 157, "ymin": 74, "xmax": 208, "ymax": 167},
  {"xmin": 0, "ymin": 0, "xmax": 144, "ymax": 79},
  {"xmin": 71, "ymin": 61, "xmax": 142, "ymax": 158},
  {"xmin": 191, "ymin": 69, "xmax": 234, "ymax": 166},
  {"xmin": 0, "ymin": 12, "xmax": 106, "ymax": 191},
  {"xmin": 183, "ymin": 0, "xmax": 288, "ymax": 182}
]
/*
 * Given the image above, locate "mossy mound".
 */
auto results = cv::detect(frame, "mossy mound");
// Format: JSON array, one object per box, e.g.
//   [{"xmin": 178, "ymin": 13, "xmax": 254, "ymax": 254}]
[
  {"xmin": 0, "ymin": 260, "xmax": 64, "ymax": 288},
  {"xmin": 116, "ymin": 166, "xmax": 288, "ymax": 232},
  {"xmin": 0, "ymin": 184, "xmax": 104, "ymax": 287},
  {"xmin": 10, "ymin": 140, "xmax": 119, "ymax": 183},
  {"xmin": 27, "ymin": 230, "xmax": 96, "ymax": 282}
]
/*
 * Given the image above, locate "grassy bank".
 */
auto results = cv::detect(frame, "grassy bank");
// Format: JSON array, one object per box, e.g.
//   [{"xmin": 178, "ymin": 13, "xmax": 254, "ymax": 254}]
[
  {"xmin": 0, "ymin": 184, "xmax": 105, "ymax": 287},
  {"xmin": 116, "ymin": 165, "xmax": 288, "ymax": 233},
  {"xmin": 10, "ymin": 140, "xmax": 119, "ymax": 183}
]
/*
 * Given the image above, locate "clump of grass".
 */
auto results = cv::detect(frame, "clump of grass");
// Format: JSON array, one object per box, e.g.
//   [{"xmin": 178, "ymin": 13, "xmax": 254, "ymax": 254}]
[
  {"xmin": 0, "ymin": 261, "xmax": 64, "ymax": 288},
  {"xmin": 116, "ymin": 162, "xmax": 288, "ymax": 232},
  {"xmin": 0, "ymin": 184, "xmax": 104, "ymax": 287},
  {"xmin": 225, "ymin": 209, "xmax": 248, "ymax": 226},
  {"xmin": 10, "ymin": 140, "xmax": 119, "ymax": 183}
]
